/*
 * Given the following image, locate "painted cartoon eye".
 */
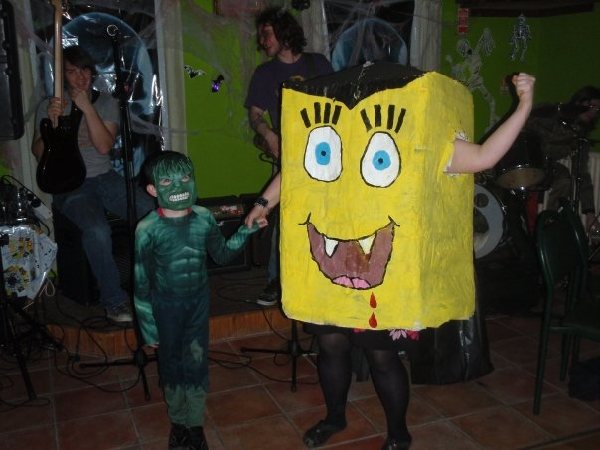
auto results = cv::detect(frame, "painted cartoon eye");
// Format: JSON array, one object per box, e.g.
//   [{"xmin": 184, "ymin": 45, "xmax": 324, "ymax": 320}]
[
  {"xmin": 361, "ymin": 132, "xmax": 400, "ymax": 187},
  {"xmin": 304, "ymin": 126, "xmax": 342, "ymax": 182}
]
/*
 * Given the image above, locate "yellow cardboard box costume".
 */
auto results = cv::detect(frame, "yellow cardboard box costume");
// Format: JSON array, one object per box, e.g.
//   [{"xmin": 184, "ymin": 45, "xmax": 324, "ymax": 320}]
[{"xmin": 279, "ymin": 62, "xmax": 475, "ymax": 331}]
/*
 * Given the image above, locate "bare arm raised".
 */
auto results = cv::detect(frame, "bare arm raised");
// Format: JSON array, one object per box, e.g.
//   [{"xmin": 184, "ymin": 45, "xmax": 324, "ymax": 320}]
[{"xmin": 448, "ymin": 73, "xmax": 536, "ymax": 174}]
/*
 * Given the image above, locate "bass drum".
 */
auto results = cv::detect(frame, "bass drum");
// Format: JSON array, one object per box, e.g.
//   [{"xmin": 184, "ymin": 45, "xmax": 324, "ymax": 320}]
[{"xmin": 474, "ymin": 183, "xmax": 505, "ymax": 259}]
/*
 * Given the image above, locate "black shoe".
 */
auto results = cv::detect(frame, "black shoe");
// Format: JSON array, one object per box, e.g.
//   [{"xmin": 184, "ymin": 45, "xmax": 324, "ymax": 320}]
[
  {"xmin": 168, "ymin": 423, "xmax": 189, "ymax": 449},
  {"xmin": 188, "ymin": 426, "xmax": 209, "ymax": 450},
  {"xmin": 256, "ymin": 279, "xmax": 281, "ymax": 306},
  {"xmin": 381, "ymin": 436, "xmax": 412, "ymax": 450},
  {"xmin": 303, "ymin": 420, "xmax": 346, "ymax": 448}
]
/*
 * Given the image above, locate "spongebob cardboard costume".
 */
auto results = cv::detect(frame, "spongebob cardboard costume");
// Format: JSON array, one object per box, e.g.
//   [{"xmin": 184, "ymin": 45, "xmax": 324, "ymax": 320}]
[{"xmin": 279, "ymin": 62, "xmax": 475, "ymax": 331}]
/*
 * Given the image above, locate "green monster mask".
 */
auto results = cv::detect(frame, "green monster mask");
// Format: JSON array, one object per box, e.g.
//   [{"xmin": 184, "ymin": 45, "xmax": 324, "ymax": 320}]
[{"xmin": 151, "ymin": 152, "xmax": 198, "ymax": 210}]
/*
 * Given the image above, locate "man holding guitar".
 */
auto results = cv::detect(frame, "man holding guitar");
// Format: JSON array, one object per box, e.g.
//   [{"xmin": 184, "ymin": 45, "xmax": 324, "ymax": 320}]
[
  {"xmin": 245, "ymin": 7, "xmax": 333, "ymax": 306},
  {"xmin": 32, "ymin": 45, "xmax": 154, "ymax": 323}
]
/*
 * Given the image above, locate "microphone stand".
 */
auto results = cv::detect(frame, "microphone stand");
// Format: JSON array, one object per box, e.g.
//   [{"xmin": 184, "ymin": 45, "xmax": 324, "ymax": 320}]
[{"xmin": 79, "ymin": 26, "xmax": 154, "ymax": 399}]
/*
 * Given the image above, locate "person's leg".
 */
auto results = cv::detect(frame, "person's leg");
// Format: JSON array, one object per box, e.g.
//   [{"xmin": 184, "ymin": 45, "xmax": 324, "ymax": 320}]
[
  {"xmin": 97, "ymin": 170, "xmax": 155, "ymax": 221},
  {"xmin": 257, "ymin": 207, "xmax": 280, "ymax": 306},
  {"xmin": 154, "ymin": 302, "xmax": 190, "ymax": 449},
  {"xmin": 364, "ymin": 348, "xmax": 411, "ymax": 449},
  {"xmin": 54, "ymin": 178, "xmax": 128, "ymax": 312},
  {"xmin": 303, "ymin": 332, "xmax": 352, "ymax": 447}
]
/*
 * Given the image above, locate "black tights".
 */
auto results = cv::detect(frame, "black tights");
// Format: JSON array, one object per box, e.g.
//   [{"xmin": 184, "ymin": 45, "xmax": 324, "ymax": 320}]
[{"xmin": 317, "ymin": 332, "xmax": 411, "ymax": 441}]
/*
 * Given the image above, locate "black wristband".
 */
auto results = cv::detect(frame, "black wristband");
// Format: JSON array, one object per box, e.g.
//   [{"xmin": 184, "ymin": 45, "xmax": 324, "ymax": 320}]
[{"xmin": 254, "ymin": 197, "xmax": 269, "ymax": 208}]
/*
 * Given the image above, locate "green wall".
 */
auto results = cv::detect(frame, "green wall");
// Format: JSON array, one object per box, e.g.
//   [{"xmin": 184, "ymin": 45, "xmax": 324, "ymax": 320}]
[
  {"xmin": 182, "ymin": 0, "xmax": 273, "ymax": 200},
  {"xmin": 440, "ymin": 2, "xmax": 600, "ymax": 144},
  {"xmin": 186, "ymin": 2, "xmax": 599, "ymax": 198}
]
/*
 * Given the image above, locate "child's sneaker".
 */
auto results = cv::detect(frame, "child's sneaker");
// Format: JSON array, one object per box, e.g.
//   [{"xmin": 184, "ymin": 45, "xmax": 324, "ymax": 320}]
[
  {"xmin": 188, "ymin": 426, "xmax": 208, "ymax": 450},
  {"xmin": 168, "ymin": 423, "xmax": 189, "ymax": 449}
]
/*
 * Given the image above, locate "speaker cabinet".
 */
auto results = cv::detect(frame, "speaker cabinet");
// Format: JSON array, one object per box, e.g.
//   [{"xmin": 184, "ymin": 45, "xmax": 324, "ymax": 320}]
[
  {"xmin": 53, "ymin": 208, "xmax": 130, "ymax": 305},
  {"xmin": 0, "ymin": 0, "xmax": 24, "ymax": 140}
]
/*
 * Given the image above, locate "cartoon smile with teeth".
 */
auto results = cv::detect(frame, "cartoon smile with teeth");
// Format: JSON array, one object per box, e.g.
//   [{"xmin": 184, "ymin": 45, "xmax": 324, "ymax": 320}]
[{"xmin": 279, "ymin": 63, "xmax": 477, "ymax": 331}]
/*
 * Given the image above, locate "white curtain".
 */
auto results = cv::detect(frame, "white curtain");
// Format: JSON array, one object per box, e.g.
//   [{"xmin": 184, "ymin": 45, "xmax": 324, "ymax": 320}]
[
  {"xmin": 410, "ymin": 0, "xmax": 442, "ymax": 71},
  {"xmin": 300, "ymin": 0, "xmax": 331, "ymax": 59}
]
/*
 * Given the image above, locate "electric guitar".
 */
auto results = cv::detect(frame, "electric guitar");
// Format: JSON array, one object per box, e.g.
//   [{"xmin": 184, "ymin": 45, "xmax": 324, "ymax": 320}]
[{"xmin": 36, "ymin": 0, "xmax": 86, "ymax": 194}]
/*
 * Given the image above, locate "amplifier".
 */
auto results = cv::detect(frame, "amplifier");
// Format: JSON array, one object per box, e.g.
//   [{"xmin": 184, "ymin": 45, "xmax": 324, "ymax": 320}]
[{"xmin": 198, "ymin": 196, "xmax": 252, "ymax": 275}]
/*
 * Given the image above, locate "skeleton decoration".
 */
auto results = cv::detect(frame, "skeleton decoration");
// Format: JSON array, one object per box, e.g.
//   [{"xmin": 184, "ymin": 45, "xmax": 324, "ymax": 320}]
[
  {"xmin": 446, "ymin": 28, "xmax": 499, "ymax": 131},
  {"xmin": 510, "ymin": 14, "xmax": 531, "ymax": 62}
]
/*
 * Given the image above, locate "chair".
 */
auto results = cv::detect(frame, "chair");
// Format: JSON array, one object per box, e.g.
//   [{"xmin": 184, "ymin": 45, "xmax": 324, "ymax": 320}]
[{"xmin": 533, "ymin": 206, "xmax": 600, "ymax": 414}]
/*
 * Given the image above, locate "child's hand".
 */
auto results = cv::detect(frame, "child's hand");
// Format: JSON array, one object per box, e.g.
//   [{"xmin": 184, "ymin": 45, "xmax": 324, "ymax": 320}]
[{"xmin": 244, "ymin": 205, "xmax": 269, "ymax": 229}]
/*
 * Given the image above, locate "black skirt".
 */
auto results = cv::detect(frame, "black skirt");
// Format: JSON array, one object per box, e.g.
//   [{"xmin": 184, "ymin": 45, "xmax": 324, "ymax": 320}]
[{"xmin": 303, "ymin": 322, "xmax": 420, "ymax": 353}]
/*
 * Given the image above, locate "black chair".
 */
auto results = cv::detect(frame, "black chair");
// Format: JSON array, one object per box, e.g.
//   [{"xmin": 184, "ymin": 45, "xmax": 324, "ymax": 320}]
[{"xmin": 533, "ymin": 207, "xmax": 600, "ymax": 414}]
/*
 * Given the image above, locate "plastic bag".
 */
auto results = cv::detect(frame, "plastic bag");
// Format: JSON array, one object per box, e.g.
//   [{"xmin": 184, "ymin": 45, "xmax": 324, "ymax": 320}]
[{"xmin": 410, "ymin": 297, "xmax": 493, "ymax": 384}]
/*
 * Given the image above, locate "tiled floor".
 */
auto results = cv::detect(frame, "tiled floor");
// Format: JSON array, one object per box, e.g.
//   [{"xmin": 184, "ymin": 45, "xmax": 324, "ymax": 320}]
[{"xmin": 1, "ymin": 311, "xmax": 600, "ymax": 450}]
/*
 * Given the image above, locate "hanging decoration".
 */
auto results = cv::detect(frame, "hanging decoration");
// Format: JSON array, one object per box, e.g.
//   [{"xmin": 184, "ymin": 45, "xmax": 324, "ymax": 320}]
[
  {"xmin": 211, "ymin": 74, "xmax": 224, "ymax": 92},
  {"xmin": 510, "ymin": 13, "xmax": 531, "ymax": 61},
  {"xmin": 445, "ymin": 28, "xmax": 499, "ymax": 131},
  {"xmin": 457, "ymin": 7, "xmax": 469, "ymax": 35},
  {"xmin": 184, "ymin": 64, "xmax": 205, "ymax": 79}
]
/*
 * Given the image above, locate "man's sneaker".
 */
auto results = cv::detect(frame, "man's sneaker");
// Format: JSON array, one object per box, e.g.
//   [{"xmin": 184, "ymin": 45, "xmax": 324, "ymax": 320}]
[
  {"xmin": 256, "ymin": 279, "xmax": 281, "ymax": 306},
  {"xmin": 106, "ymin": 303, "xmax": 133, "ymax": 323}
]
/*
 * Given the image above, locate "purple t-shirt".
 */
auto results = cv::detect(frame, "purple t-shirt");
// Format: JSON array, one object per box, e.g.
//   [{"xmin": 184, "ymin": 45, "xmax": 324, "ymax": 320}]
[{"xmin": 244, "ymin": 52, "xmax": 333, "ymax": 131}]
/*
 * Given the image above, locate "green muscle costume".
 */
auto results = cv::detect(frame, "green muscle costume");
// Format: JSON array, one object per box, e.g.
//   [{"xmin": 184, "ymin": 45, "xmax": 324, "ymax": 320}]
[{"xmin": 134, "ymin": 152, "xmax": 256, "ymax": 428}]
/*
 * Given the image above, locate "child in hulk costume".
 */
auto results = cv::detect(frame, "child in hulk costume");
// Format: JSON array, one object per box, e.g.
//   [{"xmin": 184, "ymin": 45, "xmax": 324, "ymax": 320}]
[{"xmin": 134, "ymin": 151, "xmax": 257, "ymax": 450}]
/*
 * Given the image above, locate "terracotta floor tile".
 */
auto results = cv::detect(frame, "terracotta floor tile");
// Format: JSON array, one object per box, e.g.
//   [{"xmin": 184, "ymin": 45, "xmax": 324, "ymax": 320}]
[
  {"xmin": 265, "ymin": 378, "xmax": 325, "ymax": 412},
  {"xmin": 0, "ymin": 398, "xmax": 54, "ymax": 433},
  {"xmin": 5, "ymin": 306, "xmax": 600, "ymax": 449},
  {"xmin": 209, "ymin": 363, "xmax": 261, "ymax": 393},
  {"xmin": 477, "ymin": 365, "xmax": 555, "ymax": 405},
  {"xmin": 352, "ymin": 395, "xmax": 387, "ymax": 432},
  {"xmin": 406, "ymin": 392, "xmax": 445, "ymax": 426},
  {"xmin": 54, "ymin": 382, "xmax": 127, "ymax": 421},
  {"xmin": 50, "ymin": 364, "xmax": 122, "ymax": 393},
  {"xmin": 409, "ymin": 421, "xmax": 481, "ymax": 450},
  {"xmin": 130, "ymin": 402, "xmax": 170, "ymax": 443},
  {"xmin": 244, "ymin": 353, "xmax": 317, "ymax": 384},
  {"xmin": 452, "ymin": 406, "xmax": 551, "ymax": 448},
  {"xmin": 206, "ymin": 385, "xmax": 281, "ymax": 426},
  {"xmin": 0, "ymin": 424, "xmax": 57, "ymax": 450},
  {"xmin": 415, "ymin": 381, "xmax": 501, "ymax": 417},
  {"xmin": 0, "ymin": 367, "xmax": 52, "ymax": 400},
  {"xmin": 217, "ymin": 415, "xmax": 305, "ymax": 450},
  {"xmin": 486, "ymin": 318, "xmax": 520, "ymax": 342},
  {"xmin": 57, "ymin": 411, "xmax": 138, "ymax": 450},
  {"xmin": 496, "ymin": 315, "xmax": 542, "ymax": 336},
  {"xmin": 513, "ymin": 393, "xmax": 600, "ymax": 437},
  {"xmin": 490, "ymin": 335, "xmax": 540, "ymax": 366},
  {"xmin": 123, "ymin": 374, "xmax": 164, "ymax": 407}
]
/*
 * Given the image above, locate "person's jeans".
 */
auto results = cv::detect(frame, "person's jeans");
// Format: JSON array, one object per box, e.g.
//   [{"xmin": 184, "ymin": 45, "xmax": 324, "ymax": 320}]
[
  {"xmin": 267, "ymin": 208, "xmax": 280, "ymax": 284},
  {"xmin": 53, "ymin": 170, "xmax": 155, "ymax": 309}
]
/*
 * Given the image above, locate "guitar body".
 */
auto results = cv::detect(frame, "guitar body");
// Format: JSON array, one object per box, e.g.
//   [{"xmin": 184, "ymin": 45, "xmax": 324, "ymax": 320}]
[{"xmin": 37, "ymin": 115, "xmax": 86, "ymax": 194}]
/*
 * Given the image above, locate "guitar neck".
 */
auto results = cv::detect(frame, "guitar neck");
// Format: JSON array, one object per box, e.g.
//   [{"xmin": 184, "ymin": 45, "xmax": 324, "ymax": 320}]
[{"xmin": 52, "ymin": 0, "xmax": 63, "ymax": 99}]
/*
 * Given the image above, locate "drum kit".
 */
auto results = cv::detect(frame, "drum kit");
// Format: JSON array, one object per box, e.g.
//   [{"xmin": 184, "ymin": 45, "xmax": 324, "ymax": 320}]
[
  {"xmin": 474, "ymin": 130, "xmax": 550, "ymax": 259},
  {"xmin": 474, "ymin": 102, "xmax": 599, "ymax": 259}
]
